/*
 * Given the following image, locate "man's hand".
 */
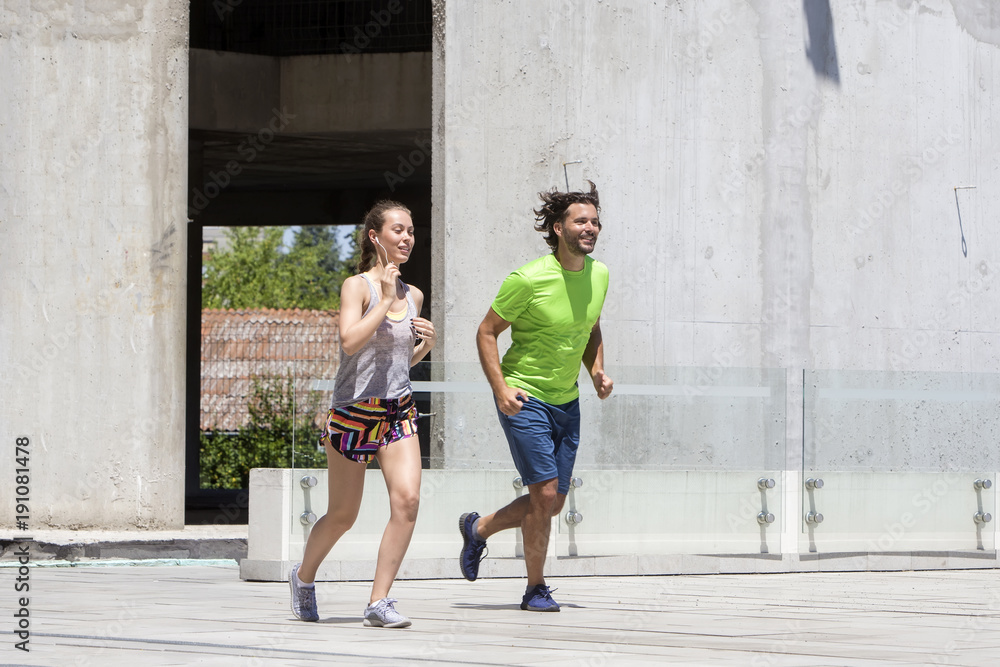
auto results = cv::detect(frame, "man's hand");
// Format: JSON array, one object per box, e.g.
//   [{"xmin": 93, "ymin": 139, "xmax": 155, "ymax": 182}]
[
  {"xmin": 592, "ymin": 370, "xmax": 614, "ymax": 399},
  {"xmin": 496, "ymin": 385, "xmax": 530, "ymax": 415}
]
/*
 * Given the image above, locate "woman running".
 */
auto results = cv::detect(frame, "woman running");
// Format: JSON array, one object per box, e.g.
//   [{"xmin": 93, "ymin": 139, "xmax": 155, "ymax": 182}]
[{"xmin": 289, "ymin": 200, "xmax": 436, "ymax": 628}]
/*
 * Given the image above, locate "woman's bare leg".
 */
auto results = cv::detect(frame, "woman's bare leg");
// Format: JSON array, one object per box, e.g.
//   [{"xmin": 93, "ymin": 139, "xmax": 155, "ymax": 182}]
[
  {"xmin": 369, "ymin": 435, "xmax": 421, "ymax": 603},
  {"xmin": 297, "ymin": 444, "xmax": 367, "ymax": 583}
]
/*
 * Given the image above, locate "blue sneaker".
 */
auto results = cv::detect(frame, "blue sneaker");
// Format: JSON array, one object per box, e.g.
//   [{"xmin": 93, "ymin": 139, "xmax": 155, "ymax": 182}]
[
  {"xmin": 521, "ymin": 584, "xmax": 560, "ymax": 612},
  {"xmin": 459, "ymin": 512, "xmax": 488, "ymax": 581}
]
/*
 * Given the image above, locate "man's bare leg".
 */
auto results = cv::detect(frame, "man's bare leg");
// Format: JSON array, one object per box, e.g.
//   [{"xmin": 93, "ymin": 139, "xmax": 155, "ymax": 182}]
[{"xmin": 477, "ymin": 479, "xmax": 566, "ymax": 586}]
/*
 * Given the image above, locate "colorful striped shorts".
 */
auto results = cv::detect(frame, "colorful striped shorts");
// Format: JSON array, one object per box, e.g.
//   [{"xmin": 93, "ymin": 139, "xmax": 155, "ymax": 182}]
[{"xmin": 319, "ymin": 395, "xmax": 418, "ymax": 463}]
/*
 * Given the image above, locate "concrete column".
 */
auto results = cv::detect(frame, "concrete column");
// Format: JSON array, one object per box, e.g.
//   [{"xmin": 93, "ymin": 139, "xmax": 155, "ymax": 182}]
[
  {"xmin": 429, "ymin": 0, "xmax": 448, "ymax": 467},
  {"xmin": 0, "ymin": 1, "xmax": 189, "ymax": 529}
]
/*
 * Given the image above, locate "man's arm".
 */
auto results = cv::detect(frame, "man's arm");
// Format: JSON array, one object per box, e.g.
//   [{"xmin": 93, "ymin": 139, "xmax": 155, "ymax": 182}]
[
  {"xmin": 581, "ymin": 318, "xmax": 613, "ymax": 399},
  {"xmin": 477, "ymin": 308, "xmax": 530, "ymax": 415}
]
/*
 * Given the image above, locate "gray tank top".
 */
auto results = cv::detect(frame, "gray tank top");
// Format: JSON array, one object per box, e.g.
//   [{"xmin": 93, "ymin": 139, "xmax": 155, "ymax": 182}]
[{"xmin": 331, "ymin": 274, "xmax": 418, "ymax": 408}]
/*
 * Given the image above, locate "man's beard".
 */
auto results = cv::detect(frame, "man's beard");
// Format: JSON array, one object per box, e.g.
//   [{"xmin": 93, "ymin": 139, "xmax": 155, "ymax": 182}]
[{"xmin": 565, "ymin": 232, "xmax": 596, "ymax": 256}]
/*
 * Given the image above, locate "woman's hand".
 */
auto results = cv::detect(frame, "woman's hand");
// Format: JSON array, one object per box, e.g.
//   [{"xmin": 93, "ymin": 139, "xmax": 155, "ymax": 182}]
[
  {"xmin": 411, "ymin": 316, "xmax": 436, "ymax": 349},
  {"xmin": 379, "ymin": 261, "xmax": 401, "ymax": 301}
]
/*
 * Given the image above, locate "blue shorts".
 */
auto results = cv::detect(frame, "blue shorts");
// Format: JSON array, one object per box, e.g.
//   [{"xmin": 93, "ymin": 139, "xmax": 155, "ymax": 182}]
[{"xmin": 496, "ymin": 397, "xmax": 580, "ymax": 495}]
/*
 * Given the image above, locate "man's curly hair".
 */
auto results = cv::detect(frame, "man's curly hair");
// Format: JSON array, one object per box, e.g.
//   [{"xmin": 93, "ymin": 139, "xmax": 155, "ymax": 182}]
[{"xmin": 533, "ymin": 180, "xmax": 601, "ymax": 251}]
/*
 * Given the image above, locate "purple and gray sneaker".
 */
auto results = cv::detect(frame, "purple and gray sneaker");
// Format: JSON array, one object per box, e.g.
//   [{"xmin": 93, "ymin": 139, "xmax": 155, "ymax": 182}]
[
  {"xmin": 521, "ymin": 584, "xmax": 560, "ymax": 612},
  {"xmin": 458, "ymin": 512, "xmax": 488, "ymax": 581}
]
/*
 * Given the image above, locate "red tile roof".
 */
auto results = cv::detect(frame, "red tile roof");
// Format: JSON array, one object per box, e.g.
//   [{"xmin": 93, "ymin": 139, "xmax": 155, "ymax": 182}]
[{"xmin": 200, "ymin": 309, "xmax": 340, "ymax": 432}]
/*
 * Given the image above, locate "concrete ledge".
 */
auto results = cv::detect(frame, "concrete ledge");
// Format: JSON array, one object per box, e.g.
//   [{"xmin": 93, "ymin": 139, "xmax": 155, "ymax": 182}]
[
  {"xmin": 239, "ymin": 550, "xmax": 999, "ymax": 582},
  {"xmin": 0, "ymin": 526, "xmax": 248, "ymax": 562}
]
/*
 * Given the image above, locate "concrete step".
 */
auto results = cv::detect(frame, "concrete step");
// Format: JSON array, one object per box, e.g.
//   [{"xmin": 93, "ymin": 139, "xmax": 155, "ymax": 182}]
[{"xmin": 0, "ymin": 525, "xmax": 247, "ymax": 562}]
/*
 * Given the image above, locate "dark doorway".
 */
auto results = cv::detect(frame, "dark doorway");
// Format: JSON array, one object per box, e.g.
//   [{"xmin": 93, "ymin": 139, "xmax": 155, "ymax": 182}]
[{"xmin": 185, "ymin": 0, "xmax": 433, "ymax": 523}]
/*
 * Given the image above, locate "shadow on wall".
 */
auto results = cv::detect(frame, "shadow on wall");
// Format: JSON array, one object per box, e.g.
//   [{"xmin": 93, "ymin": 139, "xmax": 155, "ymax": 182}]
[{"xmin": 804, "ymin": 0, "xmax": 841, "ymax": 85}]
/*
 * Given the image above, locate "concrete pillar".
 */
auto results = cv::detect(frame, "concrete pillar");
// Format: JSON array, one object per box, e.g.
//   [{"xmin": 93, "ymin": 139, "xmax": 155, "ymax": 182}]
[
  {"xmin": 0, "ymin": 1, "xmax": 189, "ymax": 529},
  {"xmin": 430, "ymin": 0, "xmax": 447, "ymax": 467}
]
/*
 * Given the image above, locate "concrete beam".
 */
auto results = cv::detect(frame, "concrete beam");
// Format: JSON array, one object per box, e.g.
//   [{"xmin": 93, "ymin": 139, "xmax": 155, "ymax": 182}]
[
  {"xmin": 189, "ymin": 49, "xmax": 280, "ymax": 134},
  {"xmin": 281, "ymin": 52, "xmax": 432, "ymax": 133},
  {"xmin": 190, "ymin": 49, "xmax": 432, "ymax": 134}
]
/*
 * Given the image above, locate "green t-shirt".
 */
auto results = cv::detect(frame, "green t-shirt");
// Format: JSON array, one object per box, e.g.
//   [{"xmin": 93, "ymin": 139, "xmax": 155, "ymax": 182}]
[{"xmin": 491, "ymin": 253, "xmax": 610, "ymax": 405}]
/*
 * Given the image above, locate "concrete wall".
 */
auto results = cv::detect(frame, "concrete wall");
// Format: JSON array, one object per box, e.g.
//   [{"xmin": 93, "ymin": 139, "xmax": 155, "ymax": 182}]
[
  {"xmin": 0, "ymin": 1, "xmax": 189, "ymax": 529},
  {"xmin": 433, "ymin": 0, "xmax": 1000, "ymax": 470}
]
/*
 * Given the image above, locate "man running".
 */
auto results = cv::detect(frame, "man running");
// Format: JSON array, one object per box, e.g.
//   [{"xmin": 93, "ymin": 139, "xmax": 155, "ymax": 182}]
[{"xmin": 459, "ymin": 180, "xmax": 613, "ymax": 612}]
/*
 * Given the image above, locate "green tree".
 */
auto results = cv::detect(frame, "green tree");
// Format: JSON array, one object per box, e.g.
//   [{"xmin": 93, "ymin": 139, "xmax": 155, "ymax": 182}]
[
  {"xmin": 199, "ymin": 374, "xmax": 323, "ymax": 489},
  {"xmin": 200, "ymin": 225, "xmax": 359, "ymax": 487},
  {"xmin": 295, "ymin": 226, "xmax": 343, "ymax": 274},
  {"xmin": 202, "ymin": 226, "xmax": 343, "ymax": 310},
  {"xmin": 340, "ymin": 224, "xmax": 362, "ymax": 275},
  {"xmin": 291, "ymin": 225, "xmax": 356, "ymax": 305}
]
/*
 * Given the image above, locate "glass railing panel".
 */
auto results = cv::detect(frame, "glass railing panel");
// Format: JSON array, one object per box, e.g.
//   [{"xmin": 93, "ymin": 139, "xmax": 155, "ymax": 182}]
[
  {"xmin": 802, "ymin": 370, "xmax": 998, "ymax": 553},
  {"xmin": 564, "ymin": 365, "xmax": 786, "ymax": 554},
  {"xmin": 283, "ymin": 362, "xmax": 787, "ymax": 559},
  {"xmin": 576, "ymin": 365, "xmax": 786, "ymax": 472}
]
